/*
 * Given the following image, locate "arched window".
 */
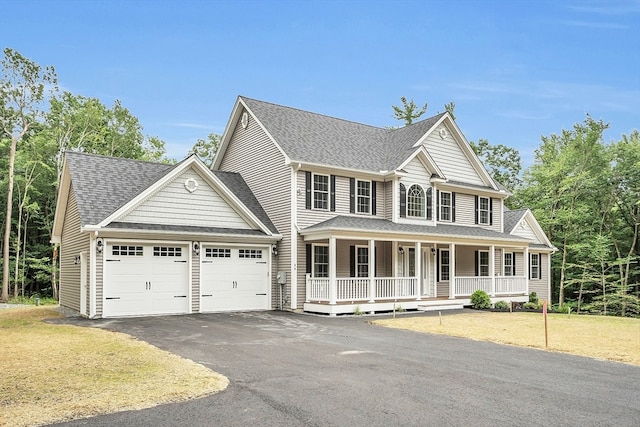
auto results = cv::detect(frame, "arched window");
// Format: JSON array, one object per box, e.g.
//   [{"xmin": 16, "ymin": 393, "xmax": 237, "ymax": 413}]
[{"xmin": 407, "ymin": 184, "xmax": 425, "ymax": 218}]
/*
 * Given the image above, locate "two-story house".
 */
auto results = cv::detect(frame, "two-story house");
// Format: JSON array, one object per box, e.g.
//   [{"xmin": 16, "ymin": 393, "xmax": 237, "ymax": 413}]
[
  {"xmin": 52, "ymin": 96, "xmax": 554, "ymax": 318},
  {"xmin": 214, "ymin": 97, "xmax": 555, "ymax": 315}
]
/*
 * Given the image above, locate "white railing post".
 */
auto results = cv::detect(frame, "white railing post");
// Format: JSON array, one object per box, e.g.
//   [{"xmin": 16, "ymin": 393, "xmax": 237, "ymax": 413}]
[
  {"xmin": 329, "ymin": 237, "xmax": 337, "ymax": 305},
  {"xmin": 305, "ymin": 273, "xmax": 310, "ymax": 303}
]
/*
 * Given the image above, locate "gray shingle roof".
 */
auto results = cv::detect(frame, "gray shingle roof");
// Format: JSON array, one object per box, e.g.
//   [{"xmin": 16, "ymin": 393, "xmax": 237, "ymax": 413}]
[
  {"xmin": 503, "ymin": 208, "xmax": 528, "ymax": 234},
  {"xmin": 65, "ymin": 151, "xmax": 278, "ymax": 234},
  {"xmin": 301, "ymin": 215, "xmax": 532, "ymax": 243},
  {"xmin": 241, "ymin": 96, "xmax": 446, "ymax": 172}
]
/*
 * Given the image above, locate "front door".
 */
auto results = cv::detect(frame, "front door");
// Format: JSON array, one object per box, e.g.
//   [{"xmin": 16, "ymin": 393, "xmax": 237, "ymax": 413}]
[{"xmin": 422, "ymin": 248, "xmax": 435, "ymax": 297}]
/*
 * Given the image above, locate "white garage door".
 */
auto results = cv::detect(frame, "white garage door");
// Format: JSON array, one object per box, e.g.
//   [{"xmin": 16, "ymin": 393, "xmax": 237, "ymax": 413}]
[
  {"xmin": 200, "ymin": 246, "xmax": 270, "ymax": 312},
  {"xmin": 103, "ymin": 243, "xmax": 189, "ymax": 317}
]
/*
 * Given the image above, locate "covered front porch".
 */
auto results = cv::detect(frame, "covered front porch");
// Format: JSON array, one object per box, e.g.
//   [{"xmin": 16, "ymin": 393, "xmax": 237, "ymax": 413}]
[{"xmin": 302, "ymin": 236, "xmax": 531, "ymax": 316}]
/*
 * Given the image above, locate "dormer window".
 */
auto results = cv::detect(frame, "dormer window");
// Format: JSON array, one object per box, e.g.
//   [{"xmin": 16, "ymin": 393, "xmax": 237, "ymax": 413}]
[{"xmin": 407, "ymin": 185, "xmax": 425, "ymax": 218}]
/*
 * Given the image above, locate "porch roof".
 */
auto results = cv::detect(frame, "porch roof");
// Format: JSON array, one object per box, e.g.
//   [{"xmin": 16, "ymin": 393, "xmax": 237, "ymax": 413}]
[{"xmin": 300, "ymin": 215, "xmax": 550, "ymax": 248}]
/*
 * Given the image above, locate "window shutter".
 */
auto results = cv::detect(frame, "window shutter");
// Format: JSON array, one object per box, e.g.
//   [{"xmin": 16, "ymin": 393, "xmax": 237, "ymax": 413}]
[
  {"xmin": 436, "ymin": 249, "xmax": 440, "ymax": 282},
  {"xmin": 399, "ymin": 183, "xmax": 406, "ymax": 218},
  {"xmin": 350, "ymin": 178, "xmax": 355, "ymax": 213},
  {"xmin": 330, "ymin": 175, "xmax": 336, "ymax": 212},
  {"xmin": 436, "ymin": 190, "xmax": 440, "ymax": 221},
  {"xmin": 513, "ymin": 252, "xmax": 517, "ymax": 276},
  {"xmin": 529, "ymin": 253, "xmax": 532, "ymax": 279},
  {"xmin": 426, "ymin": 188, "xmax": 432, "ymax": 220},
  {"xmin": 350, "ymin": 246, "xmax": 356, "ymax": 277},
  {"xmin": 474, "ymin": 195, "xmax": 479, "ymax": 224},
  {"xmin": 452, "ymin": 192, "xmax": 456, "ymax": 222},
  {"xmin": 489, "ymin": 198, "xmax": 493, "ymax": 225},
  {"xmin": 371, "ymin": 181, "xmax": 377, "ymax": 215},
  {"xmin": 305, "ymin": 172, "xmax": 311, "ymax": 209},
  {"xmin": 474, "ymin": 250, "xmax": 479, "ymax": 276},
  {"xmin": 306, "ymin": 244, "xmax": 312, "ymax": 274}
]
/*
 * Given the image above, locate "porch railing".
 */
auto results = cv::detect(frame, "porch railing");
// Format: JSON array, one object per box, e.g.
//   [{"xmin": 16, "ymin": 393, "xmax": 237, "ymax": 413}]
[
  {"xmin": 305, "ymin": 275, "xmax": 417, "ymax": 303},
  {"xmin": 495, "ymin": 276, "xmax": 527, "ymax": 294},
  {"xmin": 375, "ymin": 277, "xmax": 416, "ymax": 299},
  {"xmin": 455, "ymin": 277, "xmax": 492, "ymax": 296}
]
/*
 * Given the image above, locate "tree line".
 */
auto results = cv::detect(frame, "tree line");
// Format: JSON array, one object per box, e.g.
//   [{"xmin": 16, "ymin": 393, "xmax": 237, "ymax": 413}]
[{"xmin": 1, "ymin": 50, "xmax": 638, "ymax": 316}]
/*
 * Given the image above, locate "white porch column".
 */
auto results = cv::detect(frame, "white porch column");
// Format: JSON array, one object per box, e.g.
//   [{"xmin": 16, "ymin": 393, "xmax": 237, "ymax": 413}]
[
  {"xmin": 415, "ymin": 241, "xmax": 421, "ymax": 300},
  {"xmin": 329, "ymin": 237, "xmax": 337, "ymax": 305},
  {"xmin": 525, "ymin": 246, "xmax": 530, "ymax": 295},
  {"xmin": 490, "ymin": 245, "xmax": 496, "ymax": 297},
  {"xmin": 392, "ymin": 241, "xmax": 398, "ymax": 277},
  {"xmin": 449, "ymin": 243, "xmax": 456, "ymax": 299},
  {"xmin": 368, "ymin": 239, "xmax": 375, "ymax": 303}
]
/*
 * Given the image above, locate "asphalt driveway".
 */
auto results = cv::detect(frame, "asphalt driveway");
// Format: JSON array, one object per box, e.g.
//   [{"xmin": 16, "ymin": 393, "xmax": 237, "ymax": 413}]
[{"xmin": 52, "ymin": 311, "xmax": 639, "ymax": 426}]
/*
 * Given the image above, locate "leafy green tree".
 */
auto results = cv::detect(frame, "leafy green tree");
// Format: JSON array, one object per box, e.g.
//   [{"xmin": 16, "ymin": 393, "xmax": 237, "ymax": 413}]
[
  {"xmin": 470, "ymin": 138, "xmax": 522, "ymax": 194},
  {"xmin": 189, "ymin": 133, "xmax": 221, "ymax": 167},
  {"xmin": 392, "ymin": 97, "xmax": 427, "ymax": 125},
  {"xmin": 0, "ymin": 48, "xmax": 57, "ymax": 302},
  {"xmin": 444, "ymin": 101, "xmax": 456, "ymax": 120}
]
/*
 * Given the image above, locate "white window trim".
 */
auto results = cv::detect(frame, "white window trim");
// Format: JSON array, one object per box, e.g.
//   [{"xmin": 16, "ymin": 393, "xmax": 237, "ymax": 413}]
[
  {"xmin": 440, "ymin": 190, "xmax": 452, "ymax": 222},
  {"xmin": 478, "ymin": 250, "xmax": 489, "ymax": 277},
  {"xmin": 440, "ymin": 249, "xmax": 450, "ymax": 281},
  {"xmin": 312, "ymin": 173, "xmax": 330, "ymax": 211},
  {"xmin": 356, "ymin": 245, "xmax": 369, "ymax": 278},
  {"xmin": 504, "ymin": 252, "xmax": 514, "ymax": 276},
  {"xmin": 356, "ymin": 179, "xmax": 371, "ymax": 215},
  {"xmin": 313, "ymin": 244, "xmax": 329, "ymax": 278},
  {"xmin": 407, "ymin": 184, "xmax": 426, "ymax": 219},
  {"xmin": 530, "ymin": 253, "xmax": 540, "ymax": 279},
  {"xmin": 478, "ymin": 196, "xmax": 490, "ymax": 225}
]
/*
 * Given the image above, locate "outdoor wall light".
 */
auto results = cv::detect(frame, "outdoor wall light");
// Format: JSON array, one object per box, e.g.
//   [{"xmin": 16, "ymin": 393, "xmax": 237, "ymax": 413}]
[
  {"xmin": 431, "ymin": 247, "xmax": 436, "ymax": 255},
  {"xmin": 272, "ymin": 244, "xmax": 278, "ymax": 256},
  {"xmin": 193, "ymin": 242, "xmax": 200, "ymax": 255},
  {"xmin": 398, "ymin": 246, "xmax": 404, "ymax": 254},
  {"xmin": 96, "ymin": 238, "xmax": 104, "ymax": 253}
]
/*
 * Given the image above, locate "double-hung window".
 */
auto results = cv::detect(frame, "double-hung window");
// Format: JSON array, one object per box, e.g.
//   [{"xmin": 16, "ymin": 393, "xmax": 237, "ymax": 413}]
[
  {"xmin": 407, "ymin": 185, "xmax": 425, "ymax": 218},
  {"xmin": 440, "ymin": 250, "xmax": 450, "ymax": 281},
  {"xmin": 478, "ymin": 251, "xmax": 489, "ymax": 276},
  {"xmin": 357, "ymin": 180, "xmax": 371, "ymax": 214},
  {"xmin": 356, "ymin": 247, "xmax": 369, "ymax": 277},
  {"xmin": 504, "ymin": 252, "xmax": 514, "ymax": 276},
  {"xmin": 530, "ymin": 254, "xmax": 540, "ymax": 279},
  {"xmin": 478, "ymin": 196, "xmax": 490, "ymax": 225},
  {"xmin": 440, "ymin": 191, "xmax": 452, "ymax": 221},
  {"xmin": 313, "ymin": 245, "xmax": 329, "ymax": 278},
  {"xmin": 313, "ymin": 174, "xmax": 329, "ymax": 210}
]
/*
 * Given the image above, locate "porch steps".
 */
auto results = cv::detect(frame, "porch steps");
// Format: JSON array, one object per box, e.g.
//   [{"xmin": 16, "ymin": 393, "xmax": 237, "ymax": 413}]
[{"xmin": 416, "ymin": 302, "xmax": 465, "ymax": 312}]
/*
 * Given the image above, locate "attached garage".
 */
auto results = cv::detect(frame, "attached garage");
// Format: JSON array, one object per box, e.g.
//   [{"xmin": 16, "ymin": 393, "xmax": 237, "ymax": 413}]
[
  {"xmin": 103, "ymin": 242, "xmax": 190, "ymax": 317},
  {"xmin": 200, "ymin": 245, "xmax": 270, "ymax": 312}
]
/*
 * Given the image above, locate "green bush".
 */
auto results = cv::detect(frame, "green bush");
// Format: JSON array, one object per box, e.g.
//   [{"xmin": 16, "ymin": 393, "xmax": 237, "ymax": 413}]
[
  {"xmin": 470, "ymin": 290, "xmax": 491, "ymax": 309},
  {"xmin": 494, "ymin": 300, "xmax": 509, "ymax": 310},
  {"xmin": 529, "ymin": 292, "xmax": 539, "ymax": 304},
  {"xmin": 523, "ymin": 302, "xmax": 539, "ymax": 310}
]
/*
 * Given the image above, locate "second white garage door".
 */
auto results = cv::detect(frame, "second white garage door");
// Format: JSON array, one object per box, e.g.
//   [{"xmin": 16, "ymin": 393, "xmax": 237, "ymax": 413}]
[{"xmin": 200, "ymin": 246, "xmax": 270, "ymax": 312}]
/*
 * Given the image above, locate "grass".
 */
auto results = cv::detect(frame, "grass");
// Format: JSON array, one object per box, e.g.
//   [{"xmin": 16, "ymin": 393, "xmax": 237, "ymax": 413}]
[
  {"xmin": 0, "ymin": 307, "xmax": 229, "ymax": 427},
  {"xmin": 373, "ymin": 311, "xmax": 640, "ymax": 366}
]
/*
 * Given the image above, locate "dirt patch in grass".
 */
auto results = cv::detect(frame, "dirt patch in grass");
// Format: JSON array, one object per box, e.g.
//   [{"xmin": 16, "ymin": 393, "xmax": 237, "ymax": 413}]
[
  {"xmin": 0, "ymin": 307, "xmax": 229, "ymax": 427},
  {"xmin": 373, "ymin": 311, "xmax": 640, "ymax": 366}
]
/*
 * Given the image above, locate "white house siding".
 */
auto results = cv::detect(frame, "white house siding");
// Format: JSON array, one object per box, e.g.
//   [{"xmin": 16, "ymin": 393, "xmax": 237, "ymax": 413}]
[
  {"xmin": 119, "ymin": 167, "xmax": 251, "ymax": 230},
  {"xmin": 398, "ymin": 157, "xmax": 434, "ymax": 225},
  {"xmin": 60, "ymin": 188, "xmax": 89, "ymax": 313},
  {"xmin": 529, "ymin": 253, "xmax": 550, "ymax": 301},
  {"xmin": 297, "ymin": 172, "xmax": 385, "ymax": 229},
  {"xmin": 334, "ymin": 240, "xmax": 390, "ymax": 278},
  {"xmin": 422, "ymin": 125, "xmax": 485, "ymax": 186},
  {"xmin": 511, "ymin": 219, "xmax": 541, "ymax": 243},
  {"xmin": 219, "ymin": 112, "xmax": 291, "ymax": 309},
  {"xmin": 383, "ymin": 180, "xmax": 393, "ymax": 221}
]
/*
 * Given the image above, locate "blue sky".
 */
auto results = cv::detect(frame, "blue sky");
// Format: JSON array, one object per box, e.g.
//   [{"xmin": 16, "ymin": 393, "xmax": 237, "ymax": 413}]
[{"xmin": 1, "ymin": 0, "xmax": 639, "ymax": 165}]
